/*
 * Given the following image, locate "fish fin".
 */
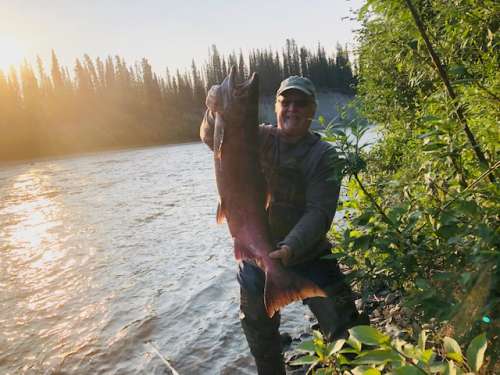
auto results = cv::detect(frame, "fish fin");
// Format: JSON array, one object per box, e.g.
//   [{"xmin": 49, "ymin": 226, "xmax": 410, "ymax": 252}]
[
  {"xmin": 265, "ymin": 191, "xmax": 272, "ymax": 210},
  {"xmin": 216, "ymin": 200, "xmax": 226, "ymax": 224},
  {"xmin": 264, "ymin": 267, "xmax": 327, "ymax": 318},
  {"xmin": 233, "ymin": 239, "xmax": 256, "ymax": 261},
  {"xmin": 214, "ymin": 114, "xmax": 225, "ymax": 160}
]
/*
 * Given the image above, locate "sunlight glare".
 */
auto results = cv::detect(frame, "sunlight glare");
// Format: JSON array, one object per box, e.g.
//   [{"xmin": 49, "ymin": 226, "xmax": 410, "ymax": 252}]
[
  {"xmin": 0, "ymin": 35, "xmax": 28, "ymax": 72},
  {"xmin": 2, "ymin": 168, "xmax": 64, "ymax": 268}
]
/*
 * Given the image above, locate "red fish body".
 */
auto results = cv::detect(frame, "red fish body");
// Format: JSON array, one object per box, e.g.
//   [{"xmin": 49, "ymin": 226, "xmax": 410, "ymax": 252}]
[{"xmin": 208, "ymin": 67, "xmax": 326, "ymax": 317}]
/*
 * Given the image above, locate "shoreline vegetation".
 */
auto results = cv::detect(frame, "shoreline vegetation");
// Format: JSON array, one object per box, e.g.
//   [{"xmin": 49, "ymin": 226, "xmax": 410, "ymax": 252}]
[
  {"xmin": 0, "ymin": 39, "xmax": 356, "ymax": 163},
  {"xmin": 296, "ymin": 0, "xmax": 498, "ymax": 373}
]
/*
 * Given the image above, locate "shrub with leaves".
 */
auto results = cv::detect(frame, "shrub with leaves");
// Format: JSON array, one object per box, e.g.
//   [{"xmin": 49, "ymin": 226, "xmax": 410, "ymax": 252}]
[
  {"xmin": 291, "ymin": 326, "xmax": 488, "ymax": 375},
  {"xmin": 319, "ymin": 0, "xmax": 498, "ymax": 354}
]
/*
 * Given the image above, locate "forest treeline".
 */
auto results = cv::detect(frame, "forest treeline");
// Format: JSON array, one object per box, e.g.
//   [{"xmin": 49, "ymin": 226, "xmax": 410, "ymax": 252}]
[{"xmin": 0, "ymin": 39, "xmax": 355, "ymax": 161}]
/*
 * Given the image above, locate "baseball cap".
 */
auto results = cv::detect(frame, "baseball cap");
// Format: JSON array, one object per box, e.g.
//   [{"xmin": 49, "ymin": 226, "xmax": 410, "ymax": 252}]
[{"xmin": 276, "ymin": 76, "xmax": 316, "ymax": 98}]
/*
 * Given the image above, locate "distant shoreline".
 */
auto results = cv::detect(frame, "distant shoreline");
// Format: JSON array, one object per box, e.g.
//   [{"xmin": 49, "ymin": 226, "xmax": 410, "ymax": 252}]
[
  {"xmin": 1, "ymin": 91, "xmax": 356, "ymax": 167},
  {"xmin": 0, "ymin": 138, "xmax": 201, "ymax": 168}
]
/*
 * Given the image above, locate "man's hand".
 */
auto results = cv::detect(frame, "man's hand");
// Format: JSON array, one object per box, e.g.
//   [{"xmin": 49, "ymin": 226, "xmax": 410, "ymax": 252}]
[{"xmin": 269, "ymin": 245, "xmax": 293, "ymax": 267}]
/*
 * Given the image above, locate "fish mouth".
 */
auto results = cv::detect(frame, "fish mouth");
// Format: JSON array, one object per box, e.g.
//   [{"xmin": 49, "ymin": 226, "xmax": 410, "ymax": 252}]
[
  {"xmin": 226, "ymin": 66, "xmax": 258, "ymax": 97},
  {"xmin": 217, "ymin": 66, "xmax": 259, "ymax": 112}
]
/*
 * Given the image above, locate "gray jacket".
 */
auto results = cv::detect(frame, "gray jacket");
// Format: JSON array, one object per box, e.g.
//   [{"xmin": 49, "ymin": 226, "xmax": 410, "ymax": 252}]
[{"xmin": 200, "ymin": 110, "xmax": 341, "ymax": 265}]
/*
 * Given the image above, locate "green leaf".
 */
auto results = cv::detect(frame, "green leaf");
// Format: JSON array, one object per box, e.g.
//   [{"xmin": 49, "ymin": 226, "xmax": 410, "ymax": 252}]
[
  {"xmin": 363, "ymin": 368, "xmax": 382, "ymax": 375},
  {"xmin": 337, "ymin": 353, "xmax": 353, "ymax": 365},
  {"xmin": 289, "ymin": 355, "xmax": 317, "ymax": 366},
  {"xmin": 440, "ymin": 211, "xmax": 458, "ymax": 226},
  {"xmin": 415, "ymin": 278, "xmax": 431, "ymax": 290},
  {"xmin": 313, "ymin": 369, "xmax": 332, "ymax": 375},
  {"xmin": 296, "ymin": 340, "xmax": 315, "ymax": 353},
  {"xmin": 331, "ymin": 128, "xmax": 347, "ymax": 137},
  {"xmin": 326, "ymin": 338, "xmax": 346, "ymax": 356},
  {"xmin": 466, "ymin": 333, "xmax": 487, "ymax": 372},
  {"xmin": 318, "ymin": 115, "xmax": 326, "ymax": 126},
  {"xmin": 351, "ymin": 349, "xmax": 401, "ymax": 365},
  {"xmin": 476, "ymin": 224, "xmax": 496, "ymax": 244},
  {"xmin": 349, "ymin": 326, "xmax": 390, "ymax": 346},
  {"xmin": 459, "ymin": 272, "xmax": 472, "ymax": 287},
  {"xmin": 438, "ymin": 224, "xmax": 459, "ymax": 239},
  {"xmin": 420, "ymin": 115, "xmax": 440, "ymax": 124},
  {"xmin": 394, "ymin": 366, "xmax": 423, "ymax": 375},
  {"xmin": 429, "ymin": 363, "xmax": 447, "ymax": 373},
  {"xmin": 448, "ymin": 64, "xmax": 467, "ymax": 78},
  {"xmin": 349, "ymin": 230, "xmax": 364, "ymax": 239},
  {"xmin": 455, "ymin": 200, "xmax": 479, "ymax": 216},
  {"xmin": 313, "ymin": 330, "xmax": 324, "ymax": 342},
  {"xmin": 443, "ymin": 337, "xmax": 463, "ymax": 363},
  {"xmin": 388, "ymin": 206, "xmax": 406, "ymax": 223},
  {"xmin": 347, "ymin": 335, "xmax": 362, "ymax": 352},
  {"xmin": 354, "ymin": 211, "xmax": 373, "ymax": 226},
  {"xmin": 351, "ymin": 366, "xmax": 375, "ymax": 375},
  {"xmin": 419, "ymin": 349, "xmax": 434, "ymax": 364},
  {"xmin": 354, "ymin": 235, "xmax": 372, "ymax": 250},
  {"xmin": 408, "ymin": 39, "xmax": 418, "ymax": 50},
  {"xmin": 422, "ymin": 142, "xmax": 446, "ymax": 152}
]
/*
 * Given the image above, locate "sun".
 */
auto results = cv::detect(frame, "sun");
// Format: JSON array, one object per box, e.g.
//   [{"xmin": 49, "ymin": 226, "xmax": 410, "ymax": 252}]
[{"xmin": 0, "ymin": 35, "xmax": 28, "ymax": 72}]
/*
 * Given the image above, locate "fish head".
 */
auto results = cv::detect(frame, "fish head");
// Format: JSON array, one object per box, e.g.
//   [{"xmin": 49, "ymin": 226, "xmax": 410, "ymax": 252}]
[{"xmin": 215, "ymin": 66, "xmax": 259, "ymax": 126}]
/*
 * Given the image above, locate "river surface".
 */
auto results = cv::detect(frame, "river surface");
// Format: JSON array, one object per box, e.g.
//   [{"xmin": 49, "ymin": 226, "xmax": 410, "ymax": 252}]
[{"xmin": 0, "ymin": 143, "xmax": 314, "ymax": 375}]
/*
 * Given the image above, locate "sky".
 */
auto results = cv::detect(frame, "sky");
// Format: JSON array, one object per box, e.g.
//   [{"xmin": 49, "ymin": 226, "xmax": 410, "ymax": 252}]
[{"xmin": 0, "ymin": 0, "xmax": 364, "ymax": 76}]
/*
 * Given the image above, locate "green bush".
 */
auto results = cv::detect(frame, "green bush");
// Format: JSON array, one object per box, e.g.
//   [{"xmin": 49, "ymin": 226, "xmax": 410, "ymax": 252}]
[
  {"xmin": 291, "ymin": 326, "xmax": 488, "ymax": 374},
  {"xmin": 319, "ymin": 0, "xmax": 498, "ymax": 344}
]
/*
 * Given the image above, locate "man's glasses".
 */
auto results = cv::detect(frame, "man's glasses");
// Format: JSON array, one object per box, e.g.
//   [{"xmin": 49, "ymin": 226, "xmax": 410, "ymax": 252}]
[{"xmin": 277, "ymin": 98, "xmax": 313, "ymax": 108}]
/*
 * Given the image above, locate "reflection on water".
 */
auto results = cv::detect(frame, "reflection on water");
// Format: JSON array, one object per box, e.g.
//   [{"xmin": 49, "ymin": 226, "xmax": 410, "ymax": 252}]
[
  {"xmin": 1, "ymin": 166, "xmax": 108, "ymax": 374},
  {"xmin": 3, "ymin": 144, "xmax": 309, "ymax": 374},
  {"xmin": 5, "ymin": 170, "xmax": 63, "ymax": 263}
]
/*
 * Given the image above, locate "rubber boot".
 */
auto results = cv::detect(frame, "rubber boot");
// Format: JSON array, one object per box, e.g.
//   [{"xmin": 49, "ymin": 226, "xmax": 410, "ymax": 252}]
[{"xmin": 240, "ymin": 287, "xmax": 286, "ymax": 375}]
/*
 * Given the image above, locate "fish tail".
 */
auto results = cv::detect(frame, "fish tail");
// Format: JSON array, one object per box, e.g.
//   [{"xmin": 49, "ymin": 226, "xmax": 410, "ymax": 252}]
[{"xmin": 263, "ymin": 267, "xmax": 327, "ymax": 318}]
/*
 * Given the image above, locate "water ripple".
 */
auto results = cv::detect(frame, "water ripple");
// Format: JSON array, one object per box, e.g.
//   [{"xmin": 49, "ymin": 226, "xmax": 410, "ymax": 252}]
[{"xmin": 0, "ymin": 143, "xmax": 309, "ymax": 374}]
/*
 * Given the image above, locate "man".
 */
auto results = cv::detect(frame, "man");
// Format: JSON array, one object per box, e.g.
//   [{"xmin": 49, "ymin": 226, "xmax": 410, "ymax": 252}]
[{"xmin": 200, "ymin": 76, "xmax": 367, "ymax": 374}]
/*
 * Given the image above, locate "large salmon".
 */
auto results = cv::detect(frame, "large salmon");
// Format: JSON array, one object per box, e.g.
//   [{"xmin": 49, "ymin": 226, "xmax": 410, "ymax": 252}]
[{"xmin": 207, "ymin": 67, "xmax": 326, "ymax": 317}]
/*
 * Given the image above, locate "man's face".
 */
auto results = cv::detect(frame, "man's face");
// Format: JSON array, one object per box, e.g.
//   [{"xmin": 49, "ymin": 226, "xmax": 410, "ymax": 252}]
[{"xmin": 275, "ymin": 89, "xmax": 316, "ymax": 142}]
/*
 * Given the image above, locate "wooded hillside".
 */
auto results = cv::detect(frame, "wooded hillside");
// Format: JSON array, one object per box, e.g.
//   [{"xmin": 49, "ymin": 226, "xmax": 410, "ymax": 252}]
[{"xmin": 0, "ymin": 39, "xmax": 355, "ymax": 161}]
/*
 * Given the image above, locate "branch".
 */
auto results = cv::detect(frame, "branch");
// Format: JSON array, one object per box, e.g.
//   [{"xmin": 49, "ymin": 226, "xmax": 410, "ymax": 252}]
[
  {"xmin": 442, "ymin": 159, "xmax": 500, "ymax": 210},
  {"xmin": 146, "ymin": 342, "xmax": 180, "ymax": 375},
  {"xmin": 473, "ymin": 80, "xmax": 500, "ymax": 104},
  {"xmin": 403, "ymin": 0, "xmax": 495, "ymax": 183},
  {"xmin": 414, "ymin": 160, "xmax": 499, "ymax": 235},
  {"xmin": 353, "ymin": 173, "xmax": 402, "ymax": 234}
]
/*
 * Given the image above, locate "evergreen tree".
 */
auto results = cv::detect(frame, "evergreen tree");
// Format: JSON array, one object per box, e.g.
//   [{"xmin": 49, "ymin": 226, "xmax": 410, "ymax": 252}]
[
  {"xmin": 50, "ymin": 50, "xmax": 64, "ymax": 91},
  {"xmin": 95, "ymin": 57, "xmax": 106, "ymax": 91},
  {"xmin": 191, "ymin": 60, "xmax": 205, "ymax": 108},
  {"xmin": 74, "ymin": 58, "xmax": 93, "ymax": 99},
  {"xmin": 238, "ymin": 50, "xmax": 247, "ymax": 79},
  {"xmin": 299, "ymin": 47, "xmax": 309, "ymax": 77},
  {"xmin": 36, "ymin": 55, "xmax": 52, "ymax": 96},
  {"xmin": 104, "ymin": 56, "xmax": 115, "ymax": 90}
]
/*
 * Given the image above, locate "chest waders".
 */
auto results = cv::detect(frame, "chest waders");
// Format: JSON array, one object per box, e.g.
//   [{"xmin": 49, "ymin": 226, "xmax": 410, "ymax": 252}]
[{"xmin": 238, "ymin": 130, "xmax": 369, "ymax": 375}]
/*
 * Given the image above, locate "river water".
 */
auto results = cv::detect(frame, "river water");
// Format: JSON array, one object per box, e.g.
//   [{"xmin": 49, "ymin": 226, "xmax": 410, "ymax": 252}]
[{"xmin": 0, "ymin": 143, "xmax": 314, "ymax": 375}]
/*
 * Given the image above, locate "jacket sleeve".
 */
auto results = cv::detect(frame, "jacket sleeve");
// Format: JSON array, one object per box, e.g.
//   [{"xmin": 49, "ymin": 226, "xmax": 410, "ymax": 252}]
[
  {"xmin": 278, "ymin": 148, "xmax": 341, "ymax": 265},
  {"xmin": 200, "ymin": 110, "xmax": 216, "ymax": 151}
]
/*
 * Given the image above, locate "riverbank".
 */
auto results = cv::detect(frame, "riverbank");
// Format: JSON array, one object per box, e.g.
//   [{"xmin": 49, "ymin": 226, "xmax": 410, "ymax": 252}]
[{"xmin": 1, "ymin": 91, "xmax": 355, "ymax": 165}]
